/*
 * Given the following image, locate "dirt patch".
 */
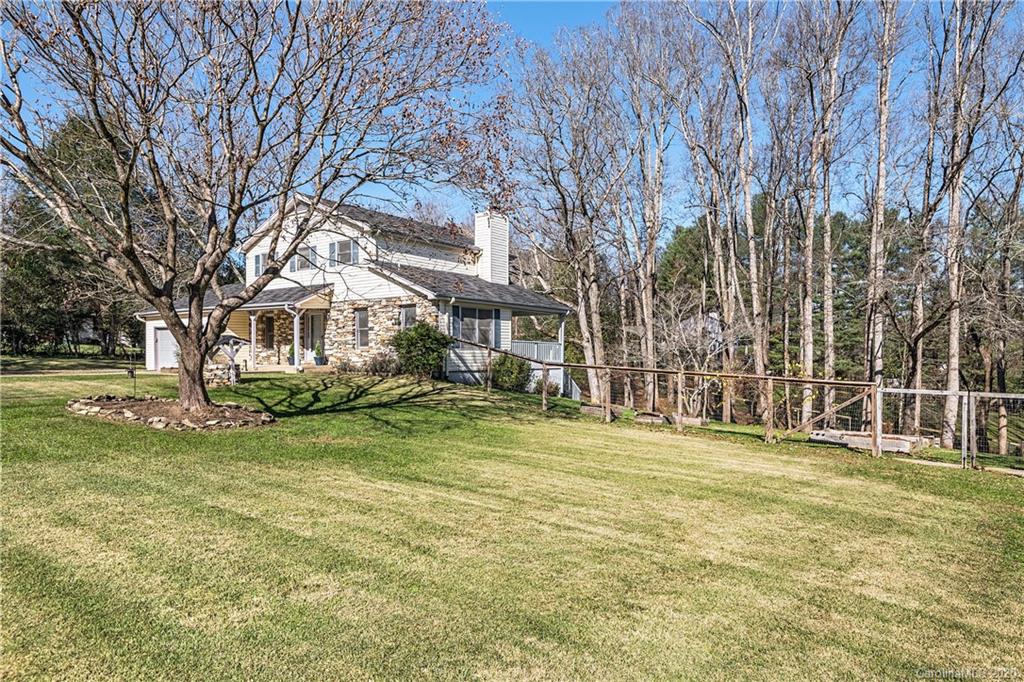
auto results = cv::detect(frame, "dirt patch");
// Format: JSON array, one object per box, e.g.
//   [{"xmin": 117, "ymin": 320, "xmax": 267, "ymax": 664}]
[{"xmin": 66, "ymin": 395, "xmax": 274, "ymax": 431}]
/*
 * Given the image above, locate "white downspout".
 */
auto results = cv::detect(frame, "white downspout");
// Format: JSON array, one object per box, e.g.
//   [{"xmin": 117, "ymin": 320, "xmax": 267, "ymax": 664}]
[{"xmin": 249, "ymin": 311, "xmax": 257, "ymax": 371}]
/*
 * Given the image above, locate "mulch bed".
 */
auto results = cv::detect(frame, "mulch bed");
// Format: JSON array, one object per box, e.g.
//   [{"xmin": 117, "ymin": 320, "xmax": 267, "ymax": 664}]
[{"xmin": 66, "ymin": 395, "xmax": 275, "ymax": 431}]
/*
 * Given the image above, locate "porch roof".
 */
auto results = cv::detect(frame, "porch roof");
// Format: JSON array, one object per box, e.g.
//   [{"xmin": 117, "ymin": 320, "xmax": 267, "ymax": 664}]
[
  {"xmin": 371, "ymin": 264, "xmax": 570, "ymax": 315},
  {"xmin": 138, "ymin": 283, "xmax": 331, "ymax": 316}
]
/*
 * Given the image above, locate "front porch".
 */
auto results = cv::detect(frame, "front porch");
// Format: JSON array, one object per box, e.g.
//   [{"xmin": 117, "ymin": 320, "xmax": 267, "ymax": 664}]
[
  {"xmin": 216, "ymin": 286, "xmax": 333, "ymax": 373},
  {"xmin": 243, "ymin": 298, "xmax": 331, "ymax": 372}
]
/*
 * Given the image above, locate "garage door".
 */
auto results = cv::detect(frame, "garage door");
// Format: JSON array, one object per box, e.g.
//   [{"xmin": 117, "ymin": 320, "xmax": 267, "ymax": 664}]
[{"xmin": 155, "ymin": 328, "xmax": 179, "ymax": 369}]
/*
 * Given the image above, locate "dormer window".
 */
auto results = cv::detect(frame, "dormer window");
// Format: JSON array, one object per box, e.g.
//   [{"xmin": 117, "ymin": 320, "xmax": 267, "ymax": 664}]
[{"xmin": 329, "ymin": 239, "xmax": 359, "ymax": 267}]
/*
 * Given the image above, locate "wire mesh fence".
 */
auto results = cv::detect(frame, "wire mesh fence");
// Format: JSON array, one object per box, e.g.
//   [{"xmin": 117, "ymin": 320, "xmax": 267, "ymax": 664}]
[{"xmin": 879, "ymin": 388, "xmax": 1024, "ymax": 467}]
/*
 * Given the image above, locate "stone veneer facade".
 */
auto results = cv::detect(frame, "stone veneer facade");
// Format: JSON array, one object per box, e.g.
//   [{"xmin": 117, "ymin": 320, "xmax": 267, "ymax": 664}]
[
  {"xmin": 325, "ymin": 295, "xmax": 439, "ymax": 366},
  {"xmin": 252, "ymin": 309, "xmax": 302, "ymax": 366},
  {"xmin": 240, "ymin": 296, "xmax": 439, "ymax": 368}
]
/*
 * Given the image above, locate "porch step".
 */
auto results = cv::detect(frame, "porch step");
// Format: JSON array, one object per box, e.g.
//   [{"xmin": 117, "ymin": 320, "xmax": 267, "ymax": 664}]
[
  {"xmin": 248, "ymin": 364, "xmax": 302, "ymax": 374},
  {"xmin": 246, "ymin": 363, "xmax": 334, "ymax": 374}
]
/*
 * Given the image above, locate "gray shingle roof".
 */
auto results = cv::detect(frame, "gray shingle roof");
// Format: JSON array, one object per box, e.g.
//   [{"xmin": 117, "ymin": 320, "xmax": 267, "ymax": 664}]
[
  {"xmin": 300, "ymin": 193, "xmax": 475, "ymax": 250},
  {"xmin": 373, "ymin": 264, "xmax": 570, "ymax": 315},
  {"xmin": 139, "ymin": 283, "xmax": 330, "ymax": 315}
]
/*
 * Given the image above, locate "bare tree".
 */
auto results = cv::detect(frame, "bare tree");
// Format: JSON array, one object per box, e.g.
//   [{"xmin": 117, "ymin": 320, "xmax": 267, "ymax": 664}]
[
  {"xmin": 1, "ymin": 1, "xmax": 504, "ymax": 409},
  {"xmin": 935, "ymin": 0, "xmax": 1022, "ymax": 446},
  {"xmin": 612, "ymin": 3, "xmax": 679, "ymax": 412},
  {"xmin": 864, "ymin": 0, "xmax": 900, "ymax": 437},
  {"xmin": 690, "ymin": 0, "xmax": 776, "ymax": 417},
  {"xmin": 510, "ymin": 28, "xmax": 630, "ymax": 399}
]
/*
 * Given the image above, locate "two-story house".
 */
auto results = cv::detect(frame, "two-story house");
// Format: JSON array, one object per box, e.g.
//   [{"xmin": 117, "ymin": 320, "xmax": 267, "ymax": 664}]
[{"xmin": 139, "ymin": 193, "xmax": 570, "ymax": 390}]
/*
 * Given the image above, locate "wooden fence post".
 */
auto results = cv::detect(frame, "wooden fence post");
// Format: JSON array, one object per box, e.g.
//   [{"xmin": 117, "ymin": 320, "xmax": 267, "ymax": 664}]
[
  {"xmin": 960, "ymin": 393, "xmax": 968, "ymax": 468},
  {"xmin": 603, "ymin": 368, "xmax": 612, "ymax": 423},
  {"xmin": 969, "ymin": 393, "xmax": 978, "ymax": 468},
  {"xmin": 541, "ymin": 364, "xmax": 549, "ymax": 412},
  {"xmin": 870, "ymin": 384, "xmax": 881, "ymax": 457},
  {"xmin": 676, "ymin": 370, "xmax": 684, "ymax": 432},
  {"xmin": 764, "ymin": 377, "xmax": 774, "ymax": 443}
]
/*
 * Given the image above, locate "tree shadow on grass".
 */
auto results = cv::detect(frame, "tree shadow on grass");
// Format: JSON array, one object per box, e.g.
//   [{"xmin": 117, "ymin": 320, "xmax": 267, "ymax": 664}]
[{"xmin": 224, "ymin": 374, "xmax": 581, "ymax": 434}]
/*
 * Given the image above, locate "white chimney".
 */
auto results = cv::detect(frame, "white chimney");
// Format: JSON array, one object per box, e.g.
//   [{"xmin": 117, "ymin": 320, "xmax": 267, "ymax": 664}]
[{"xmin": 474, "ymin": 210, "xmax": 509, "ymax": 285}]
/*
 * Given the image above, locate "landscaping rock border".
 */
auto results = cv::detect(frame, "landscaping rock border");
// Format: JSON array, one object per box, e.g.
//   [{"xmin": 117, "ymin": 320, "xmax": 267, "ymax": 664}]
[{"xmin": 66, "ymin": 394, "xmax": 275, "ymax": 431}]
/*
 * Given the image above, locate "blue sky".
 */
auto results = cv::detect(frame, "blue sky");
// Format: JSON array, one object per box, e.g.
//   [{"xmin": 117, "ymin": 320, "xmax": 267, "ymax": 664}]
[
  {"xmin": 418, "ymin": 1, "xmax": 616, "ymax": 220},
  {"xmin": 490, "ymin": 1, "xmax": 612, "ymax": 46}
]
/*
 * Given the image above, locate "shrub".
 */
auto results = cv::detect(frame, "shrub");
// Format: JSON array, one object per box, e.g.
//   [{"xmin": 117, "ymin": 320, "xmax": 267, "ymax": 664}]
[
  {"xmin": 390, "ymin": 322, "xmax": 452, "ymax": 378},
  {"xmin": 532, "ymin": 379, "xmax": 560, "ymax": 397},
  {"xmin": 491, "ymin": 354, "xmax": 532, "ymax": 392},
  {"xmin": 333, "ymin": 358, "xmax": 357, "ymax": 374},
  {"xmin": 365, "ymin": 350, "xmax": 401, "ymax": 377}
]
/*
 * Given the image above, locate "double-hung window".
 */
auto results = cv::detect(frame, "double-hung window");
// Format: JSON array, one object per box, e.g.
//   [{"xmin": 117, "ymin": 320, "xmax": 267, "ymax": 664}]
[
  {"xmin": 329, "ymin": 239, "xmax": 358, "ymax": 267},
  {"xmin": 452, "ymin": 306, "xmax": 498, "ymax": 348},
  {"xmin": 289, "ymin": 245, "xmax": 317, "ymax": 272},
  {"xmin": 399, "ymin": 304, "xmax": 417, "ymax": 330},
  {"xmin": 255, "ymin": 250, "xmax": 275, "ymax": 276},
  {"xmin": 354, "ymin": 308, "xmax": 370, "ymax": 348}
]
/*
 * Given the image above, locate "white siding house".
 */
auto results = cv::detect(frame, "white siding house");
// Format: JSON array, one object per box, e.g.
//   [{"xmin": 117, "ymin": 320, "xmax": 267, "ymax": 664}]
[{"xmin": 139, "ymin": 194, "xmax": 570, "ymax": 390}]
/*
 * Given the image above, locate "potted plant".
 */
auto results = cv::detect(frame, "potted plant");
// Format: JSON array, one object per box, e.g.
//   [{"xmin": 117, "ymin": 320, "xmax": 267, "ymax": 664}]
[
  {"xmin": 314, "ymin": 340, "xmax": 327, "ymax": 366},
  {"xmin": 287, "ymin": 343, "xmax": 295, "ymax": 365}
]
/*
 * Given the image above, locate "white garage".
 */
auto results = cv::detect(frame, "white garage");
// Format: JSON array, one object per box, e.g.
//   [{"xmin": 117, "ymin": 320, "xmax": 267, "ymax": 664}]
[{"xmin": 154, "ymin": 328, "xmax": 179, "ymax": 369}]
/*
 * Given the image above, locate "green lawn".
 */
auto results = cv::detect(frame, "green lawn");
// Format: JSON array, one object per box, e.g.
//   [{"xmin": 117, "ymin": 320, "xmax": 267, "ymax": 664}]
[
  {"xmin": 2, "ymin": 373, "xmax": 1022, "ymax": 680},
  {"xmin": 1, "ymin": 347, "xmax": 142, "ymax": 373}
]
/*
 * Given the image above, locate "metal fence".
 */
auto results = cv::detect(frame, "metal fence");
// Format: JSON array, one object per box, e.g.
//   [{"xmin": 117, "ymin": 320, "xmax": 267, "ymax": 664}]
[{"xmin": 879, "ymin": 388, "xmax": 1024, "ymax": 467}]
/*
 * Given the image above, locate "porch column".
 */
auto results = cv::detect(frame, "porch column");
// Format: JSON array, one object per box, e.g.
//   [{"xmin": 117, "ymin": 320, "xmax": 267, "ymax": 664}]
[
  {"xmin": 557, "ymin": 315, "xmax": 566, "ymax": 362},
  {"xmin": 292, "ymin": 309, "xmax": 302, "ymax": 369},
  {"xmin": 249, "ymin": 312, "xmax": 257, "ymax": 370}
]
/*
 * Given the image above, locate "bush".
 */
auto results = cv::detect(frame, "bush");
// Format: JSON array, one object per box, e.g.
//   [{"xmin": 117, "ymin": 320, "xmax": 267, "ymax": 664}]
[
  {"xmin": 532, "ymin": 379, "xmax": 560, "ymax": 396},
  {"xmin": 491, "ymin": 354, "xmax": 532, "ymax": 392},
  {"xmin": 390, "ymin": 322, "xmax": 452, "ymax": 378},
  {"xmin": 365, "ymin": 350, "xmax": 401, "ymax": 377},
  {"xmin": 333, "ymin": 358, "xmax": 357, "ymax": 374}
]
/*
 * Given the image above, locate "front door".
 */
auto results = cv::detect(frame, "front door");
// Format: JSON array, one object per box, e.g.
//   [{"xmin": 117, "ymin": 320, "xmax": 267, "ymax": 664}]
[{"xmin": 304, "ymin": 311, "xmax": 325, "ymax": 362}]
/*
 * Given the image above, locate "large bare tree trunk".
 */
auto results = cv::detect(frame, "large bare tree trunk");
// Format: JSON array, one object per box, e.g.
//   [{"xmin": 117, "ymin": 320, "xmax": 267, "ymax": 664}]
[
  {"xmin": 782, "ymin": 207, "xmax": 794, "ymax": 429},
  {"xmin": 821, "ymin": 170, "xmax": 836, "ymax": 425},
  {"xmin": 799, "ymin": 154, "xmax": 818, "ymax": 427},
  {"xmin": 940, "ymin": 2, "xmax": 967, "ymax": 449},
  {"xmin": 177, "ymin": 343, "xmax": 211, "ymax": 411},
  {"xmin": 866, "ymin": 0, "xmax": 896, "ymax": 435}
]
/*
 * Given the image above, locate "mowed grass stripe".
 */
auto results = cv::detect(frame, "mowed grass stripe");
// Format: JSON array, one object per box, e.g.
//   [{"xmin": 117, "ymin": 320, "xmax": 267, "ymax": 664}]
[{"xmin": 2, "ymin": 373, "xmax": 1022, "ymax": 680}]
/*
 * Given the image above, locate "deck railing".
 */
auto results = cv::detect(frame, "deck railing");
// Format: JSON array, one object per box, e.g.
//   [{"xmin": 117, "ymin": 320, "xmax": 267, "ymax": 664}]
[{"xmin": 510, "ymin": 340, "xmax": 563, "ymax": 363}]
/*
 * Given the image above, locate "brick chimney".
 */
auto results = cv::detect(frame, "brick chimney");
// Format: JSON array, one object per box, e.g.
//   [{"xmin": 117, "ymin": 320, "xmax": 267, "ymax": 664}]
[{"xmin": 474, "ymin": 210, "xmax": 509, "ymax": 285}]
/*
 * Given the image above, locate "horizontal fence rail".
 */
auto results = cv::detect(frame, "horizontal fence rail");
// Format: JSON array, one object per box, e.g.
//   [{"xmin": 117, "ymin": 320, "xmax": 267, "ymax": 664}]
[
  {"xmin": 455, "ymin": 338, "xmax": 1024, "ymax": 469},
  {"xmin": 454, "ymin": 338, "xmax": 884, "ymax": 456}
]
